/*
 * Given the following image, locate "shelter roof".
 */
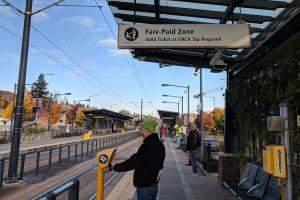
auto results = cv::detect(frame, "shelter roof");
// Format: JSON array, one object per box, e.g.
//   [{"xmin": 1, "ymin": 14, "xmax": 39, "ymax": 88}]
[
  {"xmin": 108, "ymin": 0, "xmax": 300, "ymax": 76},
  {"xmin": 83, "ymin": 109, "xmax": 132, "ymax": 120},
  {"xmin": 157, "ymin": 109, "xmax": 178, "ymax": 118}
]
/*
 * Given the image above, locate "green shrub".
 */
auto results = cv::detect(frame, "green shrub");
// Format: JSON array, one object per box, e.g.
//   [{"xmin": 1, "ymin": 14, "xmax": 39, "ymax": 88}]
[{"xmin": 23, "ymin": 126, "xmax": 46, "ymax": 134}]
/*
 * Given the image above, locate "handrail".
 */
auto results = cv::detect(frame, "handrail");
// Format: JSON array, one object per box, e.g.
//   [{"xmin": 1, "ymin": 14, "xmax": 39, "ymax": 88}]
[
  {"xmin": 1, "ymin": 131, "xmax": 139, "ymax": 188},
  {"xmin": 32, "ymin": 163, "xmax": 97, "ymax": 200},
  {"xmin": 33, "ymin": 132, "xmax": 139, "ymax": 200}
]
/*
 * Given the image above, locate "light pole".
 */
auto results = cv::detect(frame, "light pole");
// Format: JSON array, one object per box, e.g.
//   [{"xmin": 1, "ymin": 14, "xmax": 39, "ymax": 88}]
[
  {"xmin": 110, "ymin": 104, "xmax": 117, "ymax": 110},
  {"xmin": 48, "ymin": 92, "xmax": 71, "ymax": 132},
  {"xmin": 162, "ymin": 94, "xmax": 183, "ymax": 125},
  {"xmin": 88, "ymin": 94, "xmax": 98, "ymax": 108},
  {"xmin": 161, "ymin": 83, "xmax": 190, "ymax": 129},
  {"xmin": 162, "ymin": 101, "xmax": 180, "ymax": 124},
  {"xmin": 204, "ymin": 95, "xmax": 216, "ymax": 110}
]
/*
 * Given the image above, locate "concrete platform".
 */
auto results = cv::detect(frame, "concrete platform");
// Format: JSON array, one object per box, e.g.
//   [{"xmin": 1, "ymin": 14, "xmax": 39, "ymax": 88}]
[
  {"xmin": 109, "ymin": 136, "xmax": 234, "ymax": 200},
  {"xmin": 159, "ymin": 137, "xmax": 233, "ymax": 200}
]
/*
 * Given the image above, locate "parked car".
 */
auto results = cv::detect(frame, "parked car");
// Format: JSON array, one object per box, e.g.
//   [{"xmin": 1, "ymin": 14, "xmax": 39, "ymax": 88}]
[{"xmin": 203, "ymin": 139, "xmax": 220, "ymax": 152}]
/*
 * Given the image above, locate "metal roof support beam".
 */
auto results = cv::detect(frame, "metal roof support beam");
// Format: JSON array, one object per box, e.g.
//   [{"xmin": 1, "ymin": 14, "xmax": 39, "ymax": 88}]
[
  {"xmin": 113, "ymin": 13, "xmax": 262, "ymax": 33},
  {"xmin": 108, "ymin": 1, "xmax": 273, "ymax": 24},
  {"xmin": 154, "ymin": 0, "xmax": 160, "ymax": 23},
  {"xmin": 171, "ymin": 0, "xmax": 288, "ymax": 10},
  {"xmin": 204, "ymin": 0, "xmax": 244, "ymax": 60},
  {"xmin": 231, "ymin": 10, "xmax": 300, "ymax": 76},
  {"xmin": 134, "ymin": 51, "xmax": 211, "ymax": 67}
]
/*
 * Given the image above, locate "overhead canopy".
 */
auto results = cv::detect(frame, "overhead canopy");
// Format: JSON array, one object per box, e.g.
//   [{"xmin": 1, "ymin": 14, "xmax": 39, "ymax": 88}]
[
  {"xmin": 108, "ymin": 0, "xmax": 300, "ymax": 76},
  {"xmin": 83, "ymin": 109, "xmax": 132, "ymax": 120},
  {"xmin": 157, "ymin": 109, "xmax": 178, "ymax": 123}
]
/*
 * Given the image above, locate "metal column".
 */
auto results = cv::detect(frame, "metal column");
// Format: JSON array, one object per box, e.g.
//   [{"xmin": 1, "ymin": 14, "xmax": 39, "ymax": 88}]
[{"xmin": 7, "ymin": 0, "xmax": 33, "ymax": 180}]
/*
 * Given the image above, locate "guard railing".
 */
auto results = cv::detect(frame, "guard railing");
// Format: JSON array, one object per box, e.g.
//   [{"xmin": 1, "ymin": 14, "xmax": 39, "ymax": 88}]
[{"xmin": 0, "ymin": 131, "xmax": 139, "ymax": 187}]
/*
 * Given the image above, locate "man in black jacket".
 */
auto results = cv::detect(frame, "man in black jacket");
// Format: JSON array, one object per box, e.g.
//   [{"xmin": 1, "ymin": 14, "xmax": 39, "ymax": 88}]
[
  {"xmin": 186, "ymin": 122, "xmax": 201, "ymax": 176},
  {"xmin": 113, "ymin": 119, "xmax": 165, "ymax": 200}
]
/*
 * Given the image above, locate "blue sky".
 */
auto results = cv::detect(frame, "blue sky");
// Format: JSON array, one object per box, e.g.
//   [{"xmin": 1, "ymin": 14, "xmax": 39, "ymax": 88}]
[{"xmin": 0, "ymin": 0, "xmax": 227, "ymax": 116}]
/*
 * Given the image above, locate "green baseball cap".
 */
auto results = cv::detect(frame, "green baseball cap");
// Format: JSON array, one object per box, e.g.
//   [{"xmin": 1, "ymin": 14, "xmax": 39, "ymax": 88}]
[{"xmin": 139, "ymin": 119, "xmax": 156, "ymax": 133}]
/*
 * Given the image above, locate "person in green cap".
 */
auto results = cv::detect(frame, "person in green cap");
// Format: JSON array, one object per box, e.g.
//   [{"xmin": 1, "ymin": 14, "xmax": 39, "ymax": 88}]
[{"xmin": 113, "ymin": 118, "xmax": 166, "ymax": 200}]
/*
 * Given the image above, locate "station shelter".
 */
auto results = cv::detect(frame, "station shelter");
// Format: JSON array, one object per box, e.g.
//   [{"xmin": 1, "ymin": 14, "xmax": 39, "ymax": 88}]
[
  {"xmin": 83, "ymin": 109, "xmax": 133, "ymax": 134},
  {"xmin": 108, "ymin": 0, "xmax": 300, "ymax": 198},
  {"xmin": 158, "ymin": 109, "xmax": 179, "ymax": 126}
]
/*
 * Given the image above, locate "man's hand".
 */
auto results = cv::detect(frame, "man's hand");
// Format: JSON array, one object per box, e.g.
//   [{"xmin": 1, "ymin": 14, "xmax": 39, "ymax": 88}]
[{"xmin": 111, "ymin": 160, "xmax": 119, "ymax": 168}]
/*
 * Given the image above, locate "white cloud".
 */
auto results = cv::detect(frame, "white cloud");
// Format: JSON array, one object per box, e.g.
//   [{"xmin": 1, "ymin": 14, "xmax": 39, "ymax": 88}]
[
  {"xmin": 90, "ymin": 27, "xmax": 106, "ymax": 33},
  {"xmin": 32, "ymin": 12, "xmax": 49, "ymax": 23},
  {"xmin": 96, "ymin": 39, "xmax": 117, "ymax": 48},
  {"xmin": 109, "ymin": 49, "xmax": 131, "ymax": 57},
  {"xmin": 62, "ymin": 16, "xmax": 95, "ymax": 29},
  {"xmin": 0, "ymin": 53, "xmax": 19, "ymax": 63}
]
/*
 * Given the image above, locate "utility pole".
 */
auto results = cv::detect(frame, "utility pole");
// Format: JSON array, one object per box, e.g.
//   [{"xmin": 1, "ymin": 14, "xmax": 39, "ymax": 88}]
[
  {"xmin": 130, "ymin": 98, "xmax": 151, "ymax": 122},
  {"xmin": 9, "ymin": 83, "xmax": 17, "ymax": 142},
  {"xmin": 47, "ymin": 93, "xmax": 52, "ymax": 132},
  {"xmin": 187, "ymin": 85, "xmax": 190, "ymax": 129},
  {"xmin": 6, "ymin": 0, "xmax": 63, "ymax": 182},
  {"xmin": 7, "ymin": 0, "xmax": 33, "ymax": 181},
  {"xmin": 181, "ymin": 96, "xmax": 183, "ymax": 125},
  {"xmin": 199, "ymin": 69, "xmax": 204, "ymax": 136},
  {"xmin": 141, "ymin": 98, "xmax": 143, "ymax": 121}
]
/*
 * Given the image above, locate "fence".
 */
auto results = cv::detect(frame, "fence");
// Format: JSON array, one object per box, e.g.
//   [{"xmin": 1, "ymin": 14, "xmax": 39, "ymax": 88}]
[{"xmin": 0, "ymin": 131, "xmax": 139, "ymax": 187}]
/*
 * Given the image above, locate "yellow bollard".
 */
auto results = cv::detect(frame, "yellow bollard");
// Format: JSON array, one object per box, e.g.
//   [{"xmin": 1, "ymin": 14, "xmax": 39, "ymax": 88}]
[
  {"xmin": 96, "ymin": 148, "xmax": 117, "ymax": 200},
  {"xmin": 83, "ymin": 132, "xmax": 91, "ymax": 140},
  {"xmin": 97, "ymin": 165, "xmax": 104, "ymax": 200}
]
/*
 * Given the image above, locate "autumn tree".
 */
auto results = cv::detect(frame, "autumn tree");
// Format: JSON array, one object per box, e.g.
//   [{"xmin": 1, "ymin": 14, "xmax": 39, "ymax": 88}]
[
  {"xmin": 0, "ymin": 101, "xmax": 13, "ymax": 119},
  {"xmin": 195, "ymin": 112, "xmax": 216, "ymax": 131},
  {"xmin": 211, "ymin": 108, "xmax": 224, "ymax": 132},
  {"xmin": 0, "ymin": 92, "xmax": 32, "ymax": 122},
  {"xmin": 203, "ymin": 112, "xmax": 216, "ymax": 131},
  {"xmin": 23, "ymin": 92, "xmax": 33, "ymax": 122},
  {"xmin": 75, "ymin": 107, "xmax": 85, "ymax": 126},
  {"xmin": 50, "ymin": 102, "xmax": 61, "ymax": 124},
  {"xmin": 65, "ymin": 110, "xmax": 73, "ymax": 124}
]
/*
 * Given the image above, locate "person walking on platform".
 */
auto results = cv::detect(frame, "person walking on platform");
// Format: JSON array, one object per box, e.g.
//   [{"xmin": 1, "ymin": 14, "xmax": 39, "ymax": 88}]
[
  {"xmin": 112, "ymin": 118, "xmax": 166, "ymax": 200},
  {"xmin": 186, "ymin": 122, "xmax": 201, "ymax": 176},
  {"xmin": 161, "ymin": 125, "xmax": 166, "ymax": 142},
  {"xmin": 175, "ymin": 124, "xmax": 183, "ymax": 149}
]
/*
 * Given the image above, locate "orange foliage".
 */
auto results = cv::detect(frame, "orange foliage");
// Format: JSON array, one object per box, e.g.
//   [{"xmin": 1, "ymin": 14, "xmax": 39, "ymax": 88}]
[{"xmin": 50, "ymin": 102, "xmax": 61, "ymax": 124}]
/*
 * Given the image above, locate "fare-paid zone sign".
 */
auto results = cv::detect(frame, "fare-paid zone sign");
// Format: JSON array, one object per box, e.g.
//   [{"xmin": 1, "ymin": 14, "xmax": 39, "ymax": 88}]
[{"xmin": 118, "ymin": 24, "xmax": 251, "ymax": 49}]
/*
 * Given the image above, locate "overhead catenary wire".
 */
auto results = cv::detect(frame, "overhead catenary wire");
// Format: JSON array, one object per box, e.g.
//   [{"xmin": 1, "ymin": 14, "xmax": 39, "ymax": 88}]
[
  {"xmin": 3, "ymin": 0, "xmax": 123, "ymax": 101},
  {"xmin": 94, "ymin": 0, "xmax": 158, "ymax": 113},
  {"xmin": 1, "ymin": 0, "xmax": 139, "ymax": 108},
  {"xmin": 0, "ymin": 25, "xmax": 122, "ymax": 104},
  {"xmin": 0, "ymin": 24, "xmax": 138, "ymax": 108},
  {"xmin": 93, "ymin": 0, "xmax": 150, "ymax": 100}
]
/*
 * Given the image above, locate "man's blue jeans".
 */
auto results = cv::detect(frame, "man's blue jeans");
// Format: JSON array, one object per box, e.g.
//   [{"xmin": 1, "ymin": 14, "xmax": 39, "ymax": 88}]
[
  {"xmin": 136, "ymin": 183, "xmax": 158, "ymax": 200},
  {"xmin": 188, "ymin": 150, "xmax": 198, "ymax": 173}
]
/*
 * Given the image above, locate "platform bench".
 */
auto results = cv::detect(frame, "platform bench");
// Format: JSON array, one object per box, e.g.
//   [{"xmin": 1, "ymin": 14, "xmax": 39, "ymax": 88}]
[{"xmin": 223, "ymin": 162, "xmax": 281, "ymax": 200}]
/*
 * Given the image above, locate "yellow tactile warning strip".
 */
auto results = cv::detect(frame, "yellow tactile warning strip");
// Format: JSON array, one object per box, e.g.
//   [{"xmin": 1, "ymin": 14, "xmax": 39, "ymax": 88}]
[{"xmin": 105, "ymin": 170, "xmax": 135, "ymax": 200}]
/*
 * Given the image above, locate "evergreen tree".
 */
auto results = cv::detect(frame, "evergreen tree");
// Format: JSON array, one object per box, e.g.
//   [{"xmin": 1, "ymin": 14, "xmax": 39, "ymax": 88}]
[{"xmin": 31, "ymin": 73, "xmax": 49, "ymax": 98}]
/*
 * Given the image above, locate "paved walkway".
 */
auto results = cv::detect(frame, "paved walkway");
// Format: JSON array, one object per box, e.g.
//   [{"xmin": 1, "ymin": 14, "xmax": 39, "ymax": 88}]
[
  {"xmin": 158, "ymin": 137, "xmax": 233, "ymax": 200},
  {"xmin": 108, "ymin": 136, "xmax": 234, "ymax": 200}
]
